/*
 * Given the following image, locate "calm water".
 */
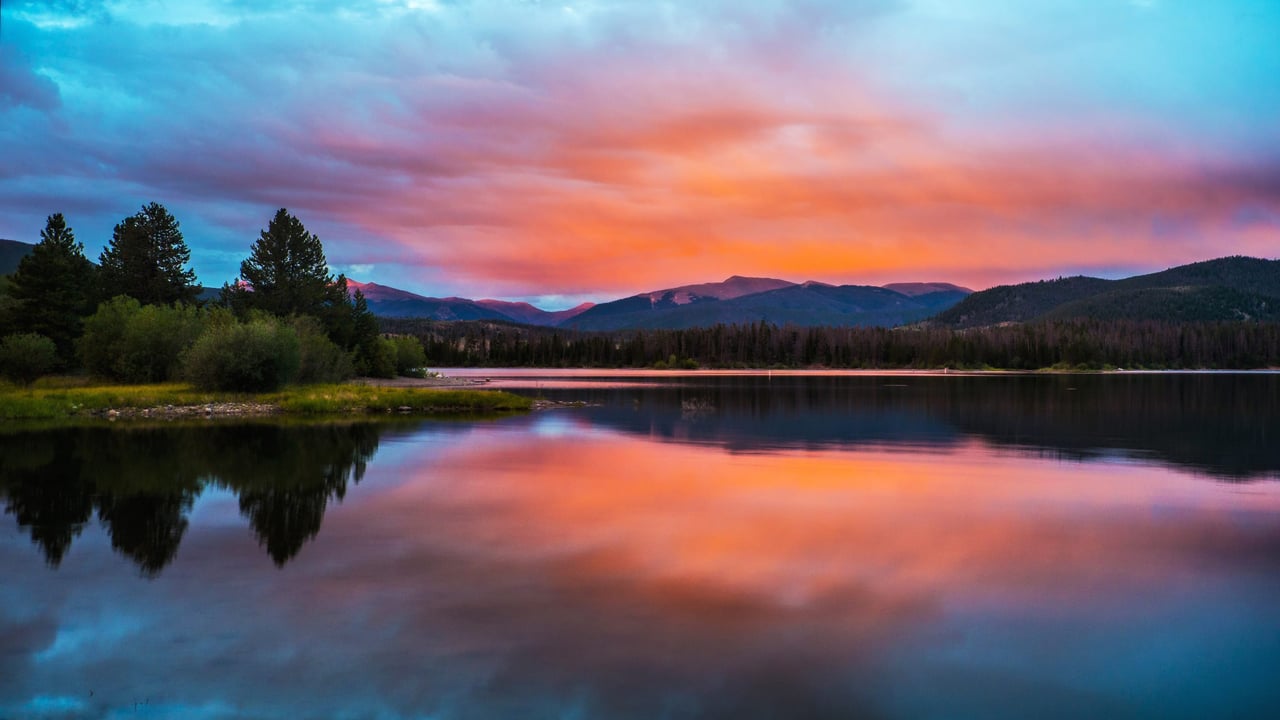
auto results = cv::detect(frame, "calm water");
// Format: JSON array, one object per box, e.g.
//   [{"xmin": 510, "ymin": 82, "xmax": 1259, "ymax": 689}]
[{"xmin": 2, "ymin": 373, "xmax": 1279, "ymax": 719}]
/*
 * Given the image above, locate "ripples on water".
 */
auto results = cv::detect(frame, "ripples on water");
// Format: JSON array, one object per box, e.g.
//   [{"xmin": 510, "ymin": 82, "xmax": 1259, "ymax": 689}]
[{"xmin": 2, "ymin": 373, "xmax": 1279, "ymax": 719}]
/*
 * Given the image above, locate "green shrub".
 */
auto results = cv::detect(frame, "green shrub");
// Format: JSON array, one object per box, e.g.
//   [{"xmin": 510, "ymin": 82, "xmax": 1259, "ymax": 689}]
[
  {"xmin": 80, "ymin": 297, "xmax": 204, "ymax": 382},
  {"xmin": 118, "ymin": 303, "xmax": 205, "ymax": 382},
  {"xmin": 390, "ymin": 335, "xmax": 426, "ymax": 376},
  {"xmin": 182, "ymin": 318, "xmax": 301, "ymax": 392},
  {"xmin": 292, "ymin": 315, "xmax": 354, "ymax": 384},
  {"xmin": 358, "ymin": 337, "xmax": 398, "ymax": 378},
  {"xmin": 79, "ymin": 296, "xmax": 138, "ymax": 378},
  {"xmin": 371, "ymin": 337, "xmax": 399, "ymax": 378},
  {"xmin": 0, "ymin": 333, "xmax": 59, "ymax": 385}
]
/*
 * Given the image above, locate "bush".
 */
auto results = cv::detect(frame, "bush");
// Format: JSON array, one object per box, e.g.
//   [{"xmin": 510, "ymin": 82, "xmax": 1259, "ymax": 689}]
[
  {"xmin": 79, "ymin": 296, "xmax": 137, "ymax": 378},
  {"xmin": 390, "ymin": 335, "xmax": 426, "ymax": 376},
  {"xmin": 80, "ymin": 297, "xmax": 205, "ymax": 382},
  {"xmin": 293, "ymin": 315, "xmax": 354, "ymax": 384},
  {"xmin": 182, "ymin": 318, "xmax": 301, "ymax": 392},
  {"xmin": 0, "ymin": 333, "xmax": 59, "ymax": 386},
  {"xmin": 358, "ymin": 337, "xmax": 398, "ymax": 378}
]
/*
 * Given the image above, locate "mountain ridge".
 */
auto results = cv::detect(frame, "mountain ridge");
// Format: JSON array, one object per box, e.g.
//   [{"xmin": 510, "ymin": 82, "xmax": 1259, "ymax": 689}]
[
  {"xmin": 931, "ymin": 256, "xmax": 1280, "ymax": 327},
  {"xmin": 561, "ymin": 279, "xmax": 971, "ymax": 331},
  {"xmin": 0, "ymin": 239, "xmax": 33, "ymax": 277},
  {"xmin": 474, "ymin": 299, "xmax": 596, "ymax": 326},
  {"xmin": 350, "ymin": 274, "xmax": 976, "ymax": 330},
  {"xmin": 9, "ymin": 240, "xmax": 1275, "ymax": 330}
]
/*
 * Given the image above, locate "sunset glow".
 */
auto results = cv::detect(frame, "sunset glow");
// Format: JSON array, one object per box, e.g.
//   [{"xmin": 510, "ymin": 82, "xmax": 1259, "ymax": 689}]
[
  {"xmin": 374, "ymin": 424, "xmax": 1280, "ymax": 608},
  {"xmin": 2, "ymin": 1, "xmax": 1278, "ymax": 304}
]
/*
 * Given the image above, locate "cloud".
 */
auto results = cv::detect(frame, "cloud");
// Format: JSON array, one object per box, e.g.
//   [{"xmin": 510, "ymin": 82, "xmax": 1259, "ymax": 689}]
[
  {"xmin": 0, "ymin": 0, "xmax": 1277, "ymax": 297},
  {"xmin": 0, "ymin": 46, "xmax": 61, "ymax": 113}
]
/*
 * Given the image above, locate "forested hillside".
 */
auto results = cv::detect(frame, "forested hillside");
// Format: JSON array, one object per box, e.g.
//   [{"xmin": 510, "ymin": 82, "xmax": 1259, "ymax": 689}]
[{"xmin": 934, "ymin": 257, "xmax": 1279, "ymax": 327}]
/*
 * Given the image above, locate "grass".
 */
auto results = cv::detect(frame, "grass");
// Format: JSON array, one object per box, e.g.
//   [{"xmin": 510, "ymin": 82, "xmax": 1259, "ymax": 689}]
[
  {"xmin": 0, "ymin": 378, "xmax": 531, "ymax": 420},
  {"xmin": 265, "ymin": 384, "xmax": 532, "ymax": 415}
]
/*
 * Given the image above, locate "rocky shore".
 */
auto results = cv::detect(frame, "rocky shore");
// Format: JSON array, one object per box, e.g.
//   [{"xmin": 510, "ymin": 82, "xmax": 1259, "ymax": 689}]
[{"xmin": 92, "ymin": 402, "xmax": 282, "ymax": 420}]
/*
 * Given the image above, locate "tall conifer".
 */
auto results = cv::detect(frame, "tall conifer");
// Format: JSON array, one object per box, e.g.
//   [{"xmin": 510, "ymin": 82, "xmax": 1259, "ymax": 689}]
[
  {"xmin": 7, "ymin": 213, "xmax": 98, "ymax": 361},
  {"xmin": 99, "ymin": 202, "xmax": 198, "ymax": 306}
]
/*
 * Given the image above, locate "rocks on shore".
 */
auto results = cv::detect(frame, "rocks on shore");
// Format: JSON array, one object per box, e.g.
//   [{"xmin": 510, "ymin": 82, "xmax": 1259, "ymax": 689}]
[
  {"xmin": 530, "ymin": 399, "xmax": 592, "ymax": 411},
  {"xmin": 95, "ymin": 403, "xmax": 280, "ymax": 420}
]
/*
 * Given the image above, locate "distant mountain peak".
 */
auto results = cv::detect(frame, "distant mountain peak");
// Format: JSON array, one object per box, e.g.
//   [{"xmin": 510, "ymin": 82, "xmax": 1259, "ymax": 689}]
[
  {"xmin": 882, "ymin": 282, "xmax": 974, "ymax": 297},
  {"xmin": 473, "ymin": 298, "xmax": 595, "ymax": 324},
  {"xmin": 559, "ymin": 275, "xmax": 971, "ymax": 330}
]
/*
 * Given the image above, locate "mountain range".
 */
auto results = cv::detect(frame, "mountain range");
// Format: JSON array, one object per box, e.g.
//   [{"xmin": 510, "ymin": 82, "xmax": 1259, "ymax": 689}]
[
  {"xmin": 346, "ymin": 281, "xmax": 596, "ymax": 325},
  {"xmin": 4, "ymin": 237, "xmax": 1276, "ymax": 328},
  {"xmin": 558, "ymin": 277, "xmax": 971, "ymax": 330},
  {"xmin": 350, "ymin": 276, "xmax": 971, "ymax": 329}
]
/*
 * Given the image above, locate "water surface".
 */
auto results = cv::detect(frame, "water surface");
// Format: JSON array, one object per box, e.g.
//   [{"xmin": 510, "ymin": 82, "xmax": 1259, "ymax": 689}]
[{"xmin": 2, "ymin": 373, "xmax": 1279, "ymax": 718}]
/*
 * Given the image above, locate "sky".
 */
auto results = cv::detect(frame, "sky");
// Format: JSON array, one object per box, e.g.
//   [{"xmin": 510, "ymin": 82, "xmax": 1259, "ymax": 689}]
[{"xmin": 2, "ymin": 0, "xmax": 1278, "ymax": 308}]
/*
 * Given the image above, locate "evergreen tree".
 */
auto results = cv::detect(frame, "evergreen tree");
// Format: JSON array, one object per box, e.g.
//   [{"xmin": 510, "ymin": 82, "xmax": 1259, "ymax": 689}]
[
  {"xmin": 227, "ymin": 209, "xmax": 381, "ymax": 357},
  {"xmin": 233, "ymin": 208, "xmax": 340, "ymax": 317},
  {"xmin": 349, "ymin": 288, "xmax": 385, "ymax": 373},
  {"xmin": 100, "ymin": 202, "xmax": 198, "ymax": 306},
  {"xmin": 6, "ymin": 213, "xmax": 98, "ymax": 362}
]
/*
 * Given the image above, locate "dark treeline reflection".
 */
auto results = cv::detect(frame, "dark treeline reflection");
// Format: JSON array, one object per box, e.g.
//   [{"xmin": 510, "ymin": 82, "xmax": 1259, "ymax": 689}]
[
  {"xmin": 535, "ymin": 373, "xmax": 1280, "ymax": 480},
  {"xmin": 0, "ymin": 422, "xmax": 383, "ymax": 574}
]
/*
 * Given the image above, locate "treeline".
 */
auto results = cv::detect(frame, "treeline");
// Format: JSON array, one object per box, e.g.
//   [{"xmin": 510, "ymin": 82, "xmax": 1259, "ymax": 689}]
[
  {"xmin": 0, "ymin": 205, "xmax": 422, "ymax": 389},
  {"xmin": 382, "ymin": 317, "xmax": 1280, "ymax": 369}
]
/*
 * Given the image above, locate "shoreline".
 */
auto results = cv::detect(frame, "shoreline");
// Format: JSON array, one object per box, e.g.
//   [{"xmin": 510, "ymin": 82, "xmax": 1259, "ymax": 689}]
[
  {"xmin": 431, "ymin": 367, "xmax": 1280, "ymax": 379},
  {"xmin": 86, "ymin": 396, "xmax": 586, "ymax": 421},
  {"xmin": 0, "ymin": 382, "xmax": 533, "ymax": 423},
  {"xmin": 6, "ymin": 368, "xmax": 1276, "ymax": 423}
]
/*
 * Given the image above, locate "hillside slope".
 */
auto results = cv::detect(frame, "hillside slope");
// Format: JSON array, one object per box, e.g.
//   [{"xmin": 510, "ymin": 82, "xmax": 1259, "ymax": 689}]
[
  {"xmin": 349, "ymin": 281, "xmax": 518, "ymax": 322},
  {"xmin": 474, "ymin": 299, "xmax": 594, "ymax": 326},
  {"xmin": 563, "ymin": 276, "xmax": 796, "ymax": 330},
  {"xmin": 0, "ymin": 239, "xmax": 33, "ymax": 276},
  {"xmin": 932, "ymin": 257, "xmax": 1280, "ymax": 327}
]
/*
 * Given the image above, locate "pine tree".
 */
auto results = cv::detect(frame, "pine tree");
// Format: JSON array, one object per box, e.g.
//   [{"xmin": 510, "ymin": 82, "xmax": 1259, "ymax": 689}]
[
  {"xmin": 229, "ymin": 209, "xmax": 378, "ymax": 353},
  {"xmin": 234, "ymin": 208, "xmax": 337, "ymax": 317},
  {"xmin": 6, "ymin": 213, "xmax": 98, "ymax": 362},
  {"xmin": 350, "ymin": 288, "xmax": 383, "ymax": 363},
  {"xmin": 99, "ymin": 202, "xmax": 198, "ymax": 306}
]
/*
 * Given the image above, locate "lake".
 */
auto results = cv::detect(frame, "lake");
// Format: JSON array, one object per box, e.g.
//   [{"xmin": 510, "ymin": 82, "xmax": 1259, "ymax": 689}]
[{"xmin": 2, "ymin": 372, "xmax": 1279, "ymax": 719}]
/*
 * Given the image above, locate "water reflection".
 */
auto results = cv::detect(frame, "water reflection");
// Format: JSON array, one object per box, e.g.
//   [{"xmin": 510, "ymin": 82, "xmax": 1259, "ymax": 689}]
[
  {"xmin": 4, "ymin": 419, "xmax": 1278, "ymax": 719},
  {"xmin": 514, "ymin": 373, "xmax": 1280, "ymax": 479},
  {"xmin": 0, "ymin": 422, "xmax": 384, "ymax": 573}
]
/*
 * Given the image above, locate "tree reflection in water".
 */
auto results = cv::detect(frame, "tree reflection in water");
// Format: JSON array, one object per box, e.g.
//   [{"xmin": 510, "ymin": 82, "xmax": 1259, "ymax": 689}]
[
  {"xmin": 4, "ymin": 373, "xmax": 1278, "ymax": 577},
  {"xmin": 0, "ymin": 422, "xmax": 383, "ymax": 575}
]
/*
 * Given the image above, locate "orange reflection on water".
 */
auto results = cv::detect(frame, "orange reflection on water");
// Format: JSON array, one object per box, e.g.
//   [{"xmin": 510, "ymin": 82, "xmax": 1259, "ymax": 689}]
[{"xmin": 374, "ymin": 429, "xmax": 1280, "ymax": 616}]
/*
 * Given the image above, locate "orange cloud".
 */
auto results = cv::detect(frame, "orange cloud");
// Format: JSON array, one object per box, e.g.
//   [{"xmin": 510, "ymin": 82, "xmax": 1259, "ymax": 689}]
[
  {"xmin": 270, "ymin": 25, "xmax": 1280, "ymax": 297},
  {"xmin": 324, "ymin": 88, "xmax": 1277, "ymax": 295}
]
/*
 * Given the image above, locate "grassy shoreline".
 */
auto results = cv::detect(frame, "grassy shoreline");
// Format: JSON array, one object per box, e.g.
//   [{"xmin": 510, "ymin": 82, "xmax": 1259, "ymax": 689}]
[{"xmin": 0, "ymin": 379, "xmax": 532, "ymax": 421}]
